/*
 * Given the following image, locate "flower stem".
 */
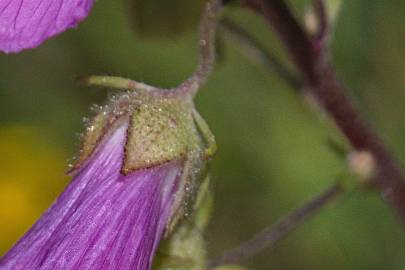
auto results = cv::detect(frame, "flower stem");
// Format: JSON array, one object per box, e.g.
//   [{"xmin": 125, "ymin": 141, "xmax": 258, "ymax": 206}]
[
  {"xmin": 207, "ymin": 184, "xmax": 343, "ymax": 268},
  {"xmin": 247, "ymin": 0, "xmax": 405, "ymax": 221},
  {"xmin": 171, "ymin": 0, "xmax": 224, "ymax": 98},
  {"xmin": 79, "ymin": 0, "xmax": 224, "ymax": 99}
]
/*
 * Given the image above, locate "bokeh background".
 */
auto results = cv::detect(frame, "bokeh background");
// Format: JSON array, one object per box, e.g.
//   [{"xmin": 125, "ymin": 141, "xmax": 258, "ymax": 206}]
[{"xmin": 1, "ymin": 0, "xmax": 404, "ymax": 269}]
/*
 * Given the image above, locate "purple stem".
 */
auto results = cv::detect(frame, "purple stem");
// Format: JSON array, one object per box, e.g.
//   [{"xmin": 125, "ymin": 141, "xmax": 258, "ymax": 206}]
[
  {"xmin": 208, "ymin": 184, "xmax": 342, "ymax": 267},
  {"xmin": 247, "ymin": 0, "xmax": 405, "ymax": 221}
]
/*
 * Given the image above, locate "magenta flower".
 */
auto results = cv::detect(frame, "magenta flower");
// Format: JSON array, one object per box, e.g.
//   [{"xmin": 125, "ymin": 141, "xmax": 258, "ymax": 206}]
[
  {"xmin": 0, "ymin": 88, "xmax": 214, "ymax": 270},
  {"xmin": 0, "ymin": 124, "xmax": 183, "ymax": 269},
  {"xmin": 0, "ymin": 0, "xmax": 94, "ymax": 53}
]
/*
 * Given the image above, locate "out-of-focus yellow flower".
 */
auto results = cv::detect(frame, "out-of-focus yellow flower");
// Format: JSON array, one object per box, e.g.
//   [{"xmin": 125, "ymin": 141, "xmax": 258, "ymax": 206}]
[{"xmin": 0, "ymin": 126, "xmax": 69, "ymax": 254}]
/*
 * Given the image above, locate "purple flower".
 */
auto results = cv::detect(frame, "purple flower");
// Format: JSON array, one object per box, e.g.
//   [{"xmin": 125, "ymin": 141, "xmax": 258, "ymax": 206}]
[
  {"xmin": 0, "ymin": 0, "xmax": 94, "ymax": 53},
  {"xmin": 0, "ymin": 124, "xmax": 183, "ymax": 269},
  {"xmin": 0, "ymin": 78, "xmax": 215, "ymax": 269}
]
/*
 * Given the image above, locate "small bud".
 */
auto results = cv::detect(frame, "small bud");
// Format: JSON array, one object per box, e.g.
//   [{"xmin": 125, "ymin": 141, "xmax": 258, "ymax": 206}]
[
  {"xmin": 347, "ymin": 150, "xmax": 376, "ymax": 181},
  {"xmin": 304, "ymin": 9, "xmax": 319, "ymax": 36},
  {"xmin": 304, "ymin": 0, "xmax": 342, "ymax": 37}
]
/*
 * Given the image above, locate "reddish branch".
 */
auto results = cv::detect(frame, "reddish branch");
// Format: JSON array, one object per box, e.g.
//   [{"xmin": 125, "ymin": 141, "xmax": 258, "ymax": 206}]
[
  {"xmin": 247, "ymin": 0, "xmax": 405, "ymax": 220},
  {"xmin": 208, "ymin": 184, "xmax": 342, "ymax": 267}
]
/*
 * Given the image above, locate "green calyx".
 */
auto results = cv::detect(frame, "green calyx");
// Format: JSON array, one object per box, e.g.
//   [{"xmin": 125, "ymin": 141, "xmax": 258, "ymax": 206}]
[
  {"xmin": 124, "ymin": 95, "xmax": 201, "ymax": 174},
  {"xmin": 72, "ymin": 91, "xmax": 216, "ymax": 174}
]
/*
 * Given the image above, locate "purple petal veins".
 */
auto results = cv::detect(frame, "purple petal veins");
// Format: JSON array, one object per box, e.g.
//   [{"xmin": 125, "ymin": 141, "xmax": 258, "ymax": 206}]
[
  {"xmin": 0, "ymin": 124, "xmax": 182, "ymax": 269},
  {"xmin": 0, "ymin": 0, "xmax": 94, "ymax": 53}
]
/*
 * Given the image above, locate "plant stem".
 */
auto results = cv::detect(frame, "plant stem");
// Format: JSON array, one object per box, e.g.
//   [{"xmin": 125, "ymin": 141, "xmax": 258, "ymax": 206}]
[
  {"xmin": 207, "ymin": 184, "xmax": 343, "ymax": 268},
  {"xmin": 247, "ymin": 0, "xmax": 405, "ymax": 221},
  {"xmin": 79, "ymin": 0, "xmax": 224, "ymax": 99},
  {"xmin": 172, "ymin": 0, "xmax": 223, "ymax": 98}
]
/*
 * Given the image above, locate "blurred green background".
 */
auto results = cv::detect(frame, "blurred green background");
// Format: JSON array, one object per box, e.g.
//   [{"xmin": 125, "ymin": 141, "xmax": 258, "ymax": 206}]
[{"xmin": 1, "ymin": 0, "xmax": 404, "ymax": 269}]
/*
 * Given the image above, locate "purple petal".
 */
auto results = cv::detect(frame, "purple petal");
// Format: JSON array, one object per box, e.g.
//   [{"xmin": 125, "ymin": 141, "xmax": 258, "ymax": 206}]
[
  {"xmin": 0, "ymin": 124, "xmax": 182, "ymax": 269},
  {"xmin": 0, "ymin": 0, "xmax": 94, "ymax": 53}
]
